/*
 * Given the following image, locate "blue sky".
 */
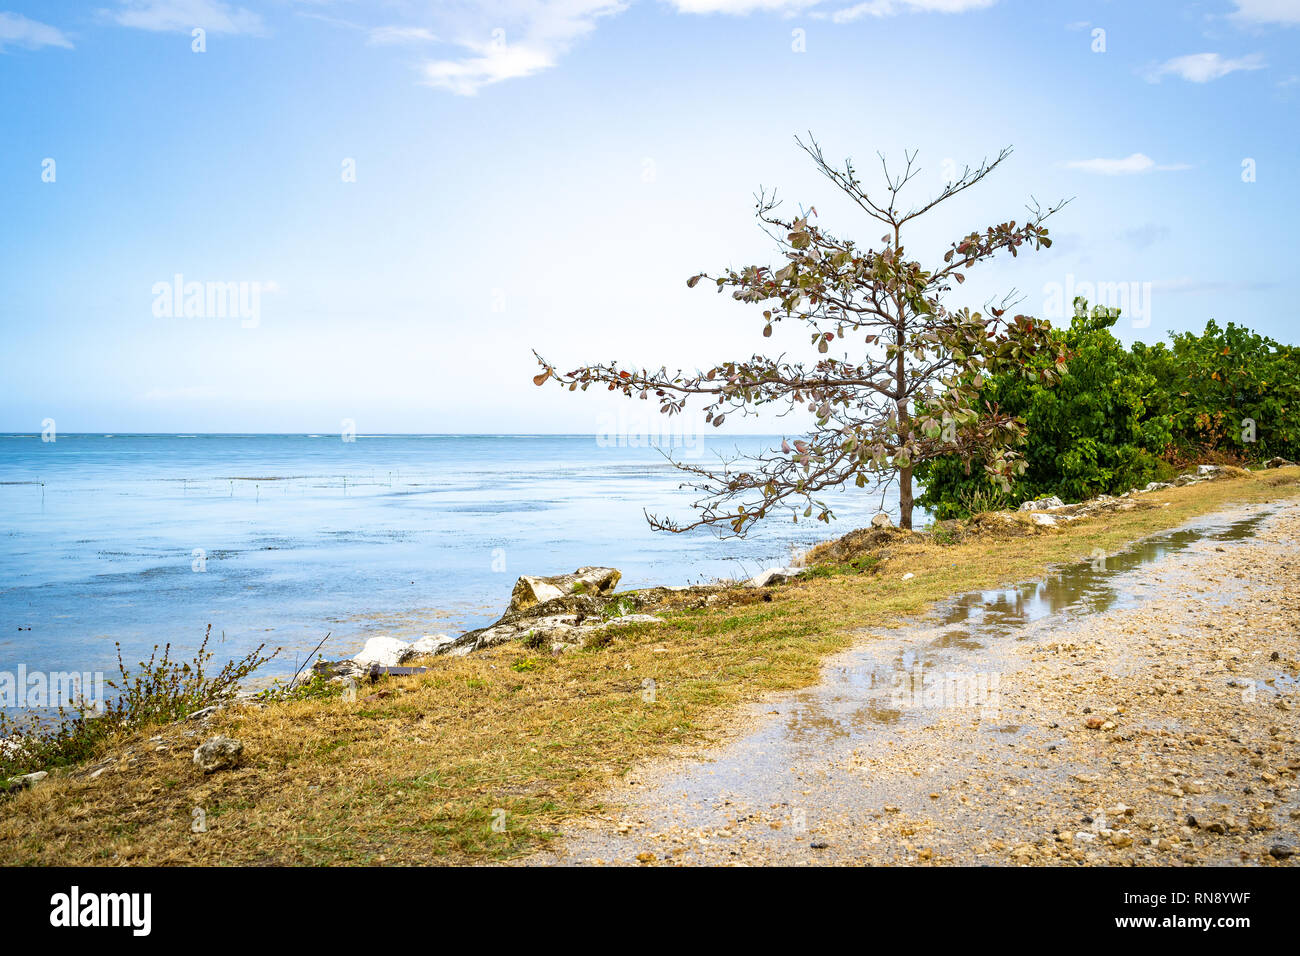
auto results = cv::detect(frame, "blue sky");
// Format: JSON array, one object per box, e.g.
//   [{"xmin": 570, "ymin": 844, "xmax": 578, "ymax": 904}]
[{"xmin": 1, "ymin": 0, "xmax": 1297, "ymax": 433}]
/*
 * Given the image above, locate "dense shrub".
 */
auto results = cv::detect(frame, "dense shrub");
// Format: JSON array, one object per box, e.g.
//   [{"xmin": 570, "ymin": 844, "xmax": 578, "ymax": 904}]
[
  {"xmin": 1136, "ymin": 320, "xmax": 1300, "ymax": 463},
  {"xmin": 917, "ymin": 301, "xmax": 1297, "ymax": 519}
]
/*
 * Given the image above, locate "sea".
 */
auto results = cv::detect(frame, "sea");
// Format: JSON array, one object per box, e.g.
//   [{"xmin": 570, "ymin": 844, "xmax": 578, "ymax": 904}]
[{"xmin": 0, "ymin": 434, "xmax": 895, "ymax": 711}]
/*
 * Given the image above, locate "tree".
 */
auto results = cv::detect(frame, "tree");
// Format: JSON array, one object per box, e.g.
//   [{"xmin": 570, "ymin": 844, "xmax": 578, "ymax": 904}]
[{"xmin": 533, "ymin": 136, "xmax": 1070, "ymax": 533}]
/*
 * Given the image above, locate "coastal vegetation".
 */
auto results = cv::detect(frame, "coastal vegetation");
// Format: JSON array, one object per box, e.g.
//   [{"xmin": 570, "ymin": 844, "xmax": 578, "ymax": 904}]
[
  {"xmin": 3, "ymin": 468, "xmax": 1298, "ymax": 864},
  {"xmin": 918, "ymin": 302, "xmax": 1300, "ymax": 518}
]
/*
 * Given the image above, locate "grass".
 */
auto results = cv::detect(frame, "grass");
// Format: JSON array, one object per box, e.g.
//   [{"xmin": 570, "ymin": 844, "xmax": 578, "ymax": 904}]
[{"xmin": 3, "ymin": 468, "xmax": 1299, "ymax": 865}]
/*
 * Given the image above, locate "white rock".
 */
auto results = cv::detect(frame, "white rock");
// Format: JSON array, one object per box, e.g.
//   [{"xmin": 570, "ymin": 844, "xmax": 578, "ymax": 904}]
[
  {"xmin": 409, "ymin": 634, "xmax": 455, "ymax": 656},
  {"xmin": 1197, "ymin": 464, "xmax": 1221, "ymax": 477},
  {"xmin": 1019, "ymin": 496, "xmax": 1065, "ymax": 512},
  {"xmin": 870, "ymin": 512, "xmax": 893, "ymax": 529},
  {"xmin": 352, "ymin": 636, "xmax": 415, "ymax": 667},
  {"xmin": 508, "ymin": 567, "xmax": 622, "ymax": 613},
  {"xmin": 1031, "ymin": 513, "xmax": 1057, "ymax": 527},
  {"xmin": 901, "ymin": 572, "xmax": 915, "ymax": 581},
  {"xmin": 747, "ymin": 567, "xmax": 804, "ymax": 587},
  {"xmin": 9, "ymin": 770, "xmax": 48, "ymax": 789}
]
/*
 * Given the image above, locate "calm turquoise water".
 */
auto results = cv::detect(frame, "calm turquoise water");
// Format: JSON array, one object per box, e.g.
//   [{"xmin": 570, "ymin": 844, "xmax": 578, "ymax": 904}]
[{"xmin": 0, "ymin": 434, "xmax": 891, "ymax": 699}]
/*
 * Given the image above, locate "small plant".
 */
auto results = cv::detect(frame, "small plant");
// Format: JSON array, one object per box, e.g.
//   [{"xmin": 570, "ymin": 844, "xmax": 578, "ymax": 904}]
[
  {"xmin": 511, "ymin": 658, "xmax": 538, "ymax": 673},
  {"xmin": 600, "ymin": 599, "xmax": 633, "ymax": 621},
  {"xmin": 0, "ymin": 626, "xmax": 277, "ymax": 780},
  {"xmin": 257, "ymin": 669, "xmax": 342, "ymax": 703},
  {"xmin": 520, "ymin": 629, "xmax": 546, "ymax": 650},
  {"xmin": 955, "ymin": 485, "xmax": 1009, "ymax": 518},
  {"xmin": 929, "ymin": 526, "xmax": 958, "ymax": 546}
]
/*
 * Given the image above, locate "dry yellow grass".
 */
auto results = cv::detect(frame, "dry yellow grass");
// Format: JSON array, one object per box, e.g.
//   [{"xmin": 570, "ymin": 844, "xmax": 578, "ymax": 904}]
[{"xmin": 3, "ymin": 468, "xmax": 1299, "ymax": 865}]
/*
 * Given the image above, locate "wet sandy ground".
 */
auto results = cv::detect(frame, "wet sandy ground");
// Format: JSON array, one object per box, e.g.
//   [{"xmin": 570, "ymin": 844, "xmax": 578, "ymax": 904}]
[{"xmin": 527, "ymin": 501, "xmax": 1300, "ymax": 866}]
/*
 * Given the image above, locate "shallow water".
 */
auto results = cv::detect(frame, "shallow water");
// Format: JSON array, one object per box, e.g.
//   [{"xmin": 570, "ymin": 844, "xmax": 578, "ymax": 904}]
[{"xmin": 0, "ymin": 433, "xmax": 887, "ymax": 708}]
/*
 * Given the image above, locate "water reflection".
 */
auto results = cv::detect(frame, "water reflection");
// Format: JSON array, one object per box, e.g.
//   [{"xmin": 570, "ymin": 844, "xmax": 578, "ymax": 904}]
[{"xmin": 775, "ymin": 511, "xmax": 1271, "ymax": 747}]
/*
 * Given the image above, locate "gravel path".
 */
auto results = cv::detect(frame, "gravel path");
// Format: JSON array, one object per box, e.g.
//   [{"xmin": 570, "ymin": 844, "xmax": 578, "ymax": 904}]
[{"xmin": 528, "ymin": 500, "xmax": 1300, "ymax": 866}]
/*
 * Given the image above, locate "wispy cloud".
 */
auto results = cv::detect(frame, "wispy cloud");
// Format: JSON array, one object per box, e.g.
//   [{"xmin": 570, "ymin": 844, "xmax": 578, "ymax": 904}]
[
  {"xmin": 1062, "ymin": 153, "xmax": 1192, "ymax": 175},
  {"xmin": 420, "ymin": 1, "xmax": 626, "ymax": 96},
  {"xmin": 0, "ymin": 11, "xmax": 73, "ymax": 51},
  {"xmin": 670, "ymin": 0, "xmax": 822, "ymax": 13},
  {"xmin": 112, "ymin": 0, "xmax": 265, "ymax": 36},
  {"xmin": 1228, "ymin": 0, "xmax": 1300, "ymax": 27},
  {"xmin": 828, "ymin": 0, "xmax": 996, "ymax": 22},
  {"xmin": 371, "ymin": 0, "xmax": 997, "ymax": 95},
  {"xmin": 1145, "ymin": 52, "xmax": 1265, "ymax": 83},
  {"xmin": 368, "ymin": 26, "xmax": 439, "ymax": 46}
]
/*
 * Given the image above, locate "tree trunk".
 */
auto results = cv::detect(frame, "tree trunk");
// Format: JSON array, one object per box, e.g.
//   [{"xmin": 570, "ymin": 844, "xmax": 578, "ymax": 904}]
[{"xmin": 899, "ymin": 465, "xmax": 914, "ymax": 529}]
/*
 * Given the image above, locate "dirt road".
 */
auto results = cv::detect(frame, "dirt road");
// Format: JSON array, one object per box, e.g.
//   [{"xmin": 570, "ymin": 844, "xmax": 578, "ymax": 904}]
[{"xmin": 529, "ymin": 501, "xmax": 1300, "ymax": 866}]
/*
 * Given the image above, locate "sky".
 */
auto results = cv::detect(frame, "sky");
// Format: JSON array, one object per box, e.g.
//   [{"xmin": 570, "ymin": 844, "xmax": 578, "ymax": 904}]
[{"xmin": 0, "ymin": 0, "xmax": 1297, "ymax": 433}]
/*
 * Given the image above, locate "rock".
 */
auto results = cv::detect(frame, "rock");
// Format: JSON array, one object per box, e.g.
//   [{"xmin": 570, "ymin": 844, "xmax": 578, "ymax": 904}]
[
  {"xmin": 1265, "ymin": 457, "xmax": 1295, "ymax": 469},
  {"xmin": 1143, "ymin": 481, "xmax": 1173, "ymax": 492},
  {"xmin": 449, "ymin": 611, "xmax": 663, "ymax": 655},
  {"xmin": 1019, "ymin": 496, "xmax": 1065, "ymax": 512},
  {"xmin": 408, "ymin": 634, "xmax": 455, "ymax": 656},
  {"xmin": 192, "ymin": 735, "xmax": 243, "ymax": 773},
  {"xmin": 1269, "ymin": 843, "xmax": 1294, "ymax": 859},
  {"xmin": 748, "ymin": 567, "xmax": 804, "ymax": 588},
  {"xmin": 1085, "ymin": 716, "xmax": 1106, "ymax": 729},
  {"xmin": 508, "ymin": 567, "xmax": 621, "ymax": 614},
  {"xmin": 901, "ymin": 572, "xmax": 915, "ymax": 581},
  {"xmin": 1031, "ymin": 513, "xmax": 1057, "ymax": 527},
  {"xmin": 8, "ymin": 770, "xmax": 48, "ymax": 789},
  {"xmin": 352, "ymin": 636, "xmax": 416, "ymax": 667},
  {"xmin": 187, "ymin": 705, "xmax": 221, "ymax": 721},
  {"xmin": 1197, "ymin": 464, "xmax": 1221, "ymax": 477},
  {"xmin": 309, "ymin": 659, "xmax": 369, "ymax": 681},
  {"xmin": 870, "ymin": 512, "xmax": 893, "ymax": 529}
]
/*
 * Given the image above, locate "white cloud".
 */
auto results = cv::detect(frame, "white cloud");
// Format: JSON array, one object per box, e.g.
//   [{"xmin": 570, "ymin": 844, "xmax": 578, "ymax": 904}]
[
  {"xmin": 1145, "ymin": 52, "xmax": 1265, "ymax": 83},
  {"xmin": 1228, "ymin": 0, "xmax": 1300, "ymax": 27},
  {"xmin": 1062, "ymin": 153, "xmax": 1192, "ymax": 175},
  {"xmin": 830, "ymin": 0, "xmax": 996, "ymax": 22},
  {"xmin": 670, "ymin": 0, "xmax": 821, "ymax": 13},
  {"xmin": 384, "ymin": 0, "xmax": 996, "ymax": 95},
  {"xmin": 420, "ymin": 1, "xmax": 626, "ymax": 96},
  {"xmin": 369, "ymin": 26, "xmax": 439, "ymax": 46},
  {"xmin": 0, "ymin": 12, "xmax": 73, "ymax": 51},
  {"xmin": 112, "ymin": 0, "xmax": 265, "ymax": 36}
]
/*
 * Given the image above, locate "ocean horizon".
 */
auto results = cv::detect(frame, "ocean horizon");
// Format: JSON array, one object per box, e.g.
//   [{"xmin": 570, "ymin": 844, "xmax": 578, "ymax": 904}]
[{"xmin": 1, "ymin": 432, "xmax": 894, "ymax": 711}]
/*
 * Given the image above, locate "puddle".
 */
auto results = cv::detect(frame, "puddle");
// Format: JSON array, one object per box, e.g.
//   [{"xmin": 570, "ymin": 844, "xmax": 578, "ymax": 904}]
[
  {"xmin": 540, "ymin": 503, "xmax": 1288, "ymax": 864},
  {"xmin": 770, "ymin": 508, "xmax": 1275, "ymax": 747},
  {"xmin": 930, "ymin": 510, "xmax": 1269, "ymax": 643}
]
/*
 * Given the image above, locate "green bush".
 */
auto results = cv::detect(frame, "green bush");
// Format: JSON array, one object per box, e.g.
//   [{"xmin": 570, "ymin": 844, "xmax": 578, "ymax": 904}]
[
  {"xmin": 918, "ymin": 301, "xmax": 1172, "ymax": 518},
  {"xmin": 1137, "ymin": 320, "xmax": 1300, "ymax": 462}
]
